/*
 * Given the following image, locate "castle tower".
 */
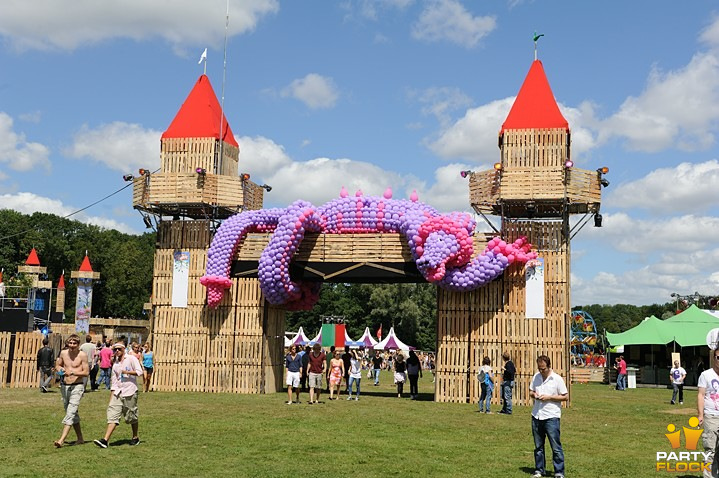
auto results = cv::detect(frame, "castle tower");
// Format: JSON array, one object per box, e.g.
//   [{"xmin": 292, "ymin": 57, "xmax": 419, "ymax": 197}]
[
  {"xmin": 18, "ymin": 248, "xmax": 52, "ymax": 332},
  {"xmin": 435, "ymin": 59, "xmax": 603, "ymax": 404},
  {"xmin": 131, "ymin": 74, "xmax": 265, "ymax": 223},
  {"xmin": 145, "ymin": 75, "xmax": 283, "ymax": 394},
  {"xmin": 71, "ymin": 254, "xmax": 100, "ymax": 334}
]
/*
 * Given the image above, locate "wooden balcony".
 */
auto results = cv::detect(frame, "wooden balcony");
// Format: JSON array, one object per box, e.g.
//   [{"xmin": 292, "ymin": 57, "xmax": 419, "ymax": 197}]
[
  {"xmin": 468, "ymin": 166, "xmax": 601, "ymax": 218},
  {"xmin": 132, "ymin": 173, "xmax": 264, "ymax": 219}
]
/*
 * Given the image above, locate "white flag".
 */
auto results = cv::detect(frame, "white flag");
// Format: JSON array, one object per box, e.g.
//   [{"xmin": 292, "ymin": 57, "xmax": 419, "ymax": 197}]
[{"xmin": 198, "ymin": 48, "xmax": 207, "ymax": 64}]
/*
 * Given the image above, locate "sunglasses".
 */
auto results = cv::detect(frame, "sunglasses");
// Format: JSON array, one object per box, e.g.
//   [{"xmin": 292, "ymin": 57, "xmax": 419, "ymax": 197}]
[{"xmin": 714, "ymin": 355, "xmax": 719, "ymax": 360}]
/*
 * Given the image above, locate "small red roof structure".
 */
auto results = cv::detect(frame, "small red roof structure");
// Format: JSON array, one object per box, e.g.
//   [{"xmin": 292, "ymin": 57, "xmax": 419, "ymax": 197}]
[
  {"xmin": 161, "ymin": 74, "xmax": 238, "ymax": 147},
  {"xmin": 26, "ymin": 248, "xmax": 41, "ymax": 266},
  {"xmin": 501, "ymin": 60, "xmax": 568, "ymax": 133},
  {"xmin": 79, "ymin": 255, "xmax": 94, "ymax": 272},
  {"xmin": 58, "ymin": 274, "xmax": 65, "ymax": 290}
]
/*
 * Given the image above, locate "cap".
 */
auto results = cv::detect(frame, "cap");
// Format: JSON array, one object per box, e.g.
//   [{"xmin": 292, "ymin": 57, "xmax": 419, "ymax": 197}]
[{"xmin": 112, "ymin": 343, "xmax": 126, "ymax": 350}]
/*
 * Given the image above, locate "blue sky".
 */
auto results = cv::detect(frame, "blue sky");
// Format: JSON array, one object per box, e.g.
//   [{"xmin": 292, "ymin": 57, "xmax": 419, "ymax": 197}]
[{"xmin": 0, "ymin": 0, "xmax": 718, "ymax": 307}]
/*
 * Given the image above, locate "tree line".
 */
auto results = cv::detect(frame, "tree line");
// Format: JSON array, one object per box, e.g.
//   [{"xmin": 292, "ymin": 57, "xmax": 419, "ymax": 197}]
[{"xmin": 0, "ymin": 210, "xmax": 154, "ymax": 319}]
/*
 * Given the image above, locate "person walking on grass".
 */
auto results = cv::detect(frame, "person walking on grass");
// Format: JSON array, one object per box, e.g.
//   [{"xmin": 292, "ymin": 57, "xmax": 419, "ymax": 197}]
[
  {"xmin": 669, "ymin": 359, "xmax": 686, "ymax": 405},
  {"xmin": 478, "ymin": 356, "xmax": 494, "ymax": 413},
  {"xmin": 500, "ymin": 352, "xmax": 516, "ymax": 414},
  {"xmin": 307, "ymin": 343, "xmax": 326, "ymax": 404},
  {"xmin": 98, "ymin": 341, "xmax": 113, "ymax": 390},
  {"xmin": 697, "ymin": 348, "xmax": 719, "ymax": 478},
  {"xmin": 372, "ymin": 350, "xmax": 383, "ymax": 386},
  {"xmin": 406, "ymin": 350, "xmax": 422, "ymax": 400},
  {"xmin": 94, "ymin": 342, "xmax": 143, "ymax": 448},
  {"xmin": 328, "ymin": 350, "xmax": 344, "ymax": 400},
  {"xmin": 54, "ymin": 334, "xmax": 89, "ymax": 448},
  {"xmin": 37, "ymin": 337, "xmax": 54, "ymax": 393},
  {"xmin": 142, "ymin": 342, "xmax": 154, "ymax": 392},
  {"xmin": 529, "ymin": 355, "xmax": 568, "ymax": 478},
  {"xmin": 393, "ymin": 353, "xmax": 407, "ymax": 398},
  {"xmin": 284, "ymin": 345, "xmax": 302, "ymax": 404},
  {"xmin": 347, "ymin": 350, "xmax": 362, "ymax": 401}
]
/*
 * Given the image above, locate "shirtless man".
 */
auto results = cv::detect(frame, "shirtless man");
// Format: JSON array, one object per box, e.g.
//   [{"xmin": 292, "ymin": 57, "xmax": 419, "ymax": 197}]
[{"xmin": 54, "ymin": 334, "xmax": 89, "ymax": 447}]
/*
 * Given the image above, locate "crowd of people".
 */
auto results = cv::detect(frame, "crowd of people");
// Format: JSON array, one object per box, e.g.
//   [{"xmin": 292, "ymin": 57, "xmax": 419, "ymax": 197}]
[
  {"xmin": 37, "ymin": 333, "xmax": 154, "ymax": 448},
  {"xmin": 284, "ymin": 345, "xmax": 436, "ymax": 404}
]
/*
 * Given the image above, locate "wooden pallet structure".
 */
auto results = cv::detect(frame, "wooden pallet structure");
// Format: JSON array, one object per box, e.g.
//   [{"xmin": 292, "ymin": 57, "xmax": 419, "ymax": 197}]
[{"xmin": 142, "ymin": 59, "xmax": 602, "ymax": 403}]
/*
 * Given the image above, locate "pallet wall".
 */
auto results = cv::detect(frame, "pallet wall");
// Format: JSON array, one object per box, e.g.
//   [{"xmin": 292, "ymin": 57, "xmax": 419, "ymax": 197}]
[
  {"xmin": 0, "ymin": 332, "xmax": 10, "ymax": 388},
  {"xmin": 435, "ymin": 220, "xmax": 570, "ymax": 406},
  {"xmin": 151, "ymin": 220, "xmax": 285, "ymax": 394}
]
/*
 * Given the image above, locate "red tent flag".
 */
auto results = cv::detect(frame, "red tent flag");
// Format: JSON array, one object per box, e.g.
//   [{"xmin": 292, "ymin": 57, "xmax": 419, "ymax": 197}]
[
  {"xmin": 321, "ymin": 324, "xmax": 346, "ymax": 348},
  {"xmin": 377, "ymin": 324, "xmax": 383, "ymax": 340}
]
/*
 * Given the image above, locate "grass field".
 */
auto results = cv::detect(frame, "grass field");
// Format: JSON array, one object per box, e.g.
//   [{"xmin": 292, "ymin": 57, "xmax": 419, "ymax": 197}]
[{"xmin": 0, "ymin": 375, "xmax": 705, "ymax": 477}]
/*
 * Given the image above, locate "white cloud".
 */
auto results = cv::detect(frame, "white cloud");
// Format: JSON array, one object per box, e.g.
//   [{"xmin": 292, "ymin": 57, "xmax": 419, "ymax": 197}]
[
  {"xmin": 280, "ymin": 74, "xmax": 339, "ymax": 110},
  {"xmin": 410, "ymin": 86, "xmax": 472, "ymax": 128},
  {"xmin": 426, "ymin": 97, "xmax": 512, "ymax": 163},
  {"xmin": 607, "ymin": 160, "xmax": 719, "ymax": 214},
  {"xmin": 0, "ymin": 192, "xmax": 137, "ymax": 234},
  {"xmin": 65, "ymin": 122, "xmax": 161, "ymax": 173},
  {"xmin": 598, "ymin": 52, "xmax": 719, "ymax": 152},
  {"xmin": 411, "ymin": 0, "xmax": 495, "ymax": 48},
  {"xmin": 583, "ymin": 212, "xmax": 719, "ymax": 254},
  {"xmin": 342, "ymin": 0, "xmax": 414, "ymax": 22},
  {"xmin": 0, "ymin": 0, "xmax": 279, "ymax": 52},
  {"xmin": 0, "ymin": 112, "xmax": 51, "ymax": 172}
]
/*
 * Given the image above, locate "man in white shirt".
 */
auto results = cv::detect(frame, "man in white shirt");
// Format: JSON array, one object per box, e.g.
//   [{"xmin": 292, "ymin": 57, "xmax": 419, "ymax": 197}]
[
  {"xmin": 669, "ymin": 359, "xmax": 687, "ymax": 405},
  {"xmin": 529, "ymin": 355, "xmax": 568, "ymax": 478},
  {"xmin": 93, "ymin": 342, "xmax": 144, "ymax": 448},
  {"xmin": 697, "ymin": 349, "xmax": 719, "ymax": 478}
]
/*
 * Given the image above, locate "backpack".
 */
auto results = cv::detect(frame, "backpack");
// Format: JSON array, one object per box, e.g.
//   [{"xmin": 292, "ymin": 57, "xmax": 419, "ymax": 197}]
[{"xmin": 477, "ymin": 369, "xmax": 486, "ymax": 383}]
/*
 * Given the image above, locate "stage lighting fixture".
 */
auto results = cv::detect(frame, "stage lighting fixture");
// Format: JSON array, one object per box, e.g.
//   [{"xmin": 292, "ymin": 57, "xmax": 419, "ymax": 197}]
[
  {"xmin": 143, "ymin": 215, "xmax": 153, "ymax": 229},
  {"xmin": 564, "ymin": 160, "xmax": 574, "ymax": 168},
  {"xmin": 241, "ymin": 173, "xmax": 251, "ymax": 181},
  {"xmin": 195, "ymin": 167, "xmax": 206, "ymax": 175},
  {"xmin": 138, "ymin": 168, "xmax": 150, "ymax": 176},
  {"xmin": 261, "ymin": 184, "xmax": 272, "ymax": 192},
  {"xmin": 594, "ymin": 213, "xmax": 603, "ymax": 227},
  {"xmin": 122, "ymin": 174, "xmax": 134, "ymax": 182},
  {"xmin": 493, "ymin": 162, "xmax": 503, "ymax": 171},
  {"xmin": 460, "ymin": 170, "xmax": 472, "ymax": 178},
  {"xmin": 600, "ymin": 178, "xmax": 610, "ymax": 188},
  {"xmin": 596, "ymin": 166, "xmax": 609, "ymax": 174}
]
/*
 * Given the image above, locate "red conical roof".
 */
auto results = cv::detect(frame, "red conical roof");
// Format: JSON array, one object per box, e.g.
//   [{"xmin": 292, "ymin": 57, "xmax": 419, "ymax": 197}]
[
  {"xmin": 58, "ymin": 274, "xmax": 65, "ymax": 289},
  {"xmin": 79, "ymin": 255, "xmax": 93, "ymax": 272},
  {"xmin": 501, "ymin": 60, "xmax": 568, "ymax": 133},
  {"xmin": 162, "ymin": 74, "xmax": 238, "ymax": 147},
  {"xmin": 26, "ymin": 248, "xmax": 41, "ymax": 266}
]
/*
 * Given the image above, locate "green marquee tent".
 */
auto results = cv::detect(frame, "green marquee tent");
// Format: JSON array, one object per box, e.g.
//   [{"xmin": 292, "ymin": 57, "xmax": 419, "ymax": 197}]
[{"xmin": 606, "ymin": 305, "xmax": 719, "ymax": 347}]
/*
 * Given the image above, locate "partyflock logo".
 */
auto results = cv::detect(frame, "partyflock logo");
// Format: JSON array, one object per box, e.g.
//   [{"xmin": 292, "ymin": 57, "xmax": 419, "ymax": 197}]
[{"xmin": 656, "ymin": 417, "xmax": 710, "ymax": 472}]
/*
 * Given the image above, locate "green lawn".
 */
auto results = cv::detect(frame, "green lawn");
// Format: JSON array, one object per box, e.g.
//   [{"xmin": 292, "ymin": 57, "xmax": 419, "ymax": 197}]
[{"xmin": 0, "ymin": 375, "xmax": 702, "ymax": 477}]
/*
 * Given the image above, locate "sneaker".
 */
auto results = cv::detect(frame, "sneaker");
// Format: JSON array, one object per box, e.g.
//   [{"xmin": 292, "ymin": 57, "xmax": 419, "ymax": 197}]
[
  {"xmin": 355, "ymin": 397, "xmax": 359, "ymax": 401},
  {"xmin": 670, "ymin": 401, "xmax": 675, "ymax": 405},
  {"xmin": 486, "ymin": 411, "xmax": 492, "ymax": 414},
  {"xmin": 40, "ymin": 386, "xmax": 48, "ymax": 393},
  {"xmin": 679, "ymin": 401, "xmax": 683, "ymax": 404},
  {"xmin": 532, "ymin": 472, "xmax": 543, "ymax": 478},
  {"xmin": 285, "ymin": 401, "xmax": 292, "ymax": 405},
  {"xmin": 129, "ymin": 437, "xmax": 140, "ymax": 446},
  {"xmin": 554, "ymin": 474, "xmax": 564, "ymax": 478},
  {"xmin": 347, "ymin": 396, "xmax": 353, "ymax": 400},
  {"xmin": 94, "ymin": 438, "xmax": 108, "ymax": 449}
]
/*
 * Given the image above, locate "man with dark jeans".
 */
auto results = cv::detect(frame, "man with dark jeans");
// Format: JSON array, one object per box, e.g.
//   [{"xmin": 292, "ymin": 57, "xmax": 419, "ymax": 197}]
[
  {"xmin": 499, "ymin": 351, "xmax": 516, "ymax": 414},
  {"xmin": 37, "ymin": 337, "xmax": 54, "ymax": 392},
  {"xmin": 372, "ymin": 350, "xmax": 383, "ymax": 386},
  {"xmin": 529, "ymin": 355, "xmax": 568, "ymax": 478}
]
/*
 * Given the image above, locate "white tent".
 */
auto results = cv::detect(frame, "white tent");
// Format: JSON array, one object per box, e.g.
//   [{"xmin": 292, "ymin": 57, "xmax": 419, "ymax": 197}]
[
  {"xmin": 373, "ymin": 326, "xmax": 414, "ymax": 351},
  {"xmin": 357, "ymin": 327, "xmax": 379, "ymax": 348},
  {"xmin": 290, "ymin": 327, "xmax": 310, "ymax": 345},
  {"xmin": 284, "ymin": 335, "xmax": 292, "ymax": 347}
]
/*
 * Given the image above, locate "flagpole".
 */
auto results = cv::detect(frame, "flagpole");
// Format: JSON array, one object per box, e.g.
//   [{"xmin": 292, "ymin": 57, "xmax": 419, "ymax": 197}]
[{"xmin": 218, "ymin": 0, "xmax": 229, "ymax": 175}]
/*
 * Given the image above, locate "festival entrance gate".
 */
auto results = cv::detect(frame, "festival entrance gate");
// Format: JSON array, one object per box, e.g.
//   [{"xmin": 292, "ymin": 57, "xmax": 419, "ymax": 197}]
[{"xmin": 134, "ymin": 60, "xmax": 603, "ymax": 405}]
